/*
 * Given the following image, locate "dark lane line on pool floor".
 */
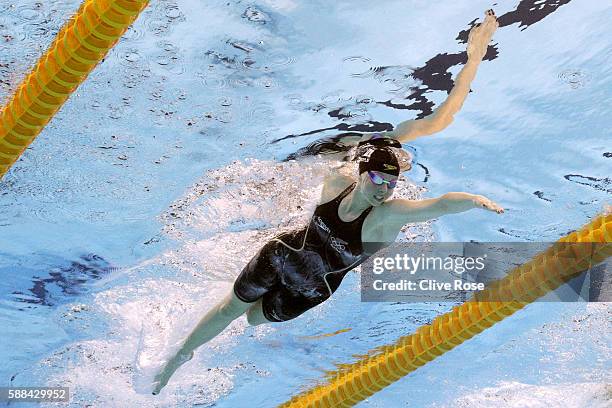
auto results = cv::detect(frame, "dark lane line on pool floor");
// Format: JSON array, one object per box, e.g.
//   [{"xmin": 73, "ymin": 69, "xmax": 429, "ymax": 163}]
[{"xmin": 273, "ymin": 0, "xmax": 575, "ymax": 155}]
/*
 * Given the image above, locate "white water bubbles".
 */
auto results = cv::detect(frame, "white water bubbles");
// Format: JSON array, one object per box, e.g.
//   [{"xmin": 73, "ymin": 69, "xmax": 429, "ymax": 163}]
[
  {"xmin": 342, "ymin": 56, "xmax": 420, "ymax": 100},
  {"xmin": 559, "ymin": 68, "xmax": 591, "ymax": 89},
  {"xmin": 243, "ymin": 50, "xmax": 296, "ymax": 73},
  {"xmin": 256, "ymin": 76, "xmax": 279, "ymax": 90},
  {"xmin": 14, "ymin": 2, "xmax": 44, "ymax": 23},
  {"xmin": 0, "ymin": 0, "xmax": 75, "ymax": 81},
  {"xmin": 143, "ymin": 0, "xmax": 185, "ymax": 37},
  {"xmin": 152, "ymin": 40, "xmax": 185, "ymax": 75},
  {"xmin": 342, "ymin": 55, "xmax": 375, "ymax": 78},
  {"xmin": 201, "ymin": 70, "xmax": 231, "ymax": 90},
  {"xmin": 124, "ymin": 50, "xmax": 142, "ymax": 64},
  {"xmin": 18, "ymin": 275, "xmax": 246, "ymax": 407},
  {"xmin": 159, "ymin": 157, "xmax": 429, "ymax": 278},
  {"xmin": 164, "ymin": 3, "xmax": 183, "ymax": 20},
  {"xmin": 122, "ymin": 23, "xmax": 147, "ymax": 43},
  {"xmin": 160, "ymin": 158, "xmax": 329, "ymax": 276},
  {"xmin": 242, "ymin": 6, "xmax": 271, "ymax": 25}
]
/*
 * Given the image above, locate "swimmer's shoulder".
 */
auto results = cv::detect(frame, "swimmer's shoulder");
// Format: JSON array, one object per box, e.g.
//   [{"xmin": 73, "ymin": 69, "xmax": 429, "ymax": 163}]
[{"xmin": 320, "ymin": 173, "xmax": 354, "ymax": 204}]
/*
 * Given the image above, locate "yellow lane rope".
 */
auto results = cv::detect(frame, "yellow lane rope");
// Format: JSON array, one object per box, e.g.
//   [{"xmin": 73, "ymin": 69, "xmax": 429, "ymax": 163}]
[
  {"xmin": 279, "ymin": 213, "xmax": 611, "ymax": 407},
  {"xmin": 0, "ymin": 0, "xmax": 149, "ymax": 179}
]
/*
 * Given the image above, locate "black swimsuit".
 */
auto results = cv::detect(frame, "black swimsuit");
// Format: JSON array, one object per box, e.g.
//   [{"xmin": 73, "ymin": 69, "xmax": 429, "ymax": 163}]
[{"xmin": 233, "ymin": 183, "xmax": 375, "ymax": 322}]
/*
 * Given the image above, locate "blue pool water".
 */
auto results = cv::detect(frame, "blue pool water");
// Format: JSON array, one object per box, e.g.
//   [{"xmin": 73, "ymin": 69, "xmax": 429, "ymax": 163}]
[{"xmin": 0, "ymin": 0, "xmax": 610, "ymax": 407}]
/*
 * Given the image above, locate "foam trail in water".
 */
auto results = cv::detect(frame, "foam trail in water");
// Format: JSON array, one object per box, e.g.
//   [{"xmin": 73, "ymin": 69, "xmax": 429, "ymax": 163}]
[{"xmin": 21, "ymin": 157, "xmax": 427, "ymax": 406}]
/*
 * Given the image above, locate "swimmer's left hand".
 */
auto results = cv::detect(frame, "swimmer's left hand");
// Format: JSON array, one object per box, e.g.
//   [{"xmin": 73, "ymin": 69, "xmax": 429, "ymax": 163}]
[
  {"xmin": 467, "ymin": 9, "xmax": 499, "ymax": 61},
  {"xmin": 473, "ymin": 195, "xmax": 504, "ymax": 214}
]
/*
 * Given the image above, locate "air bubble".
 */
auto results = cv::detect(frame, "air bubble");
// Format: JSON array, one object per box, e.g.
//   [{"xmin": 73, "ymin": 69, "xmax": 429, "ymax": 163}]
[{"xmin": 559, "ymin": 69, "xmax": 590, "ymax": 89}]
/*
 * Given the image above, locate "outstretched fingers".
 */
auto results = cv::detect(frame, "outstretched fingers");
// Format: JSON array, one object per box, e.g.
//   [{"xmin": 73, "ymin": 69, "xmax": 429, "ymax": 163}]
[
  {"xmin": 475, "ymin": 9, "xmax": 498, "ymax": 37},
  {"xmin": 473, "ymin": 195, "xmax": 504, "ymax": 214},
  {"xmin": 467, "ymin": 9, "xmax": 499, "ymax": 60},
  {"xmin": 482, "ymin": 9, "xmax": 499, "ymax": 34},
  {"xmin": 482, "ymin": 199, "xmax": 504, "ymax": 214}
]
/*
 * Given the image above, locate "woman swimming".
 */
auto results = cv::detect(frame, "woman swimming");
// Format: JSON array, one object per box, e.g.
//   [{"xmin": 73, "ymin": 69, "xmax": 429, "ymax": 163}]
[{"xmin": 152, "ymin": 9, "xmax": 500, "ymax": 394}]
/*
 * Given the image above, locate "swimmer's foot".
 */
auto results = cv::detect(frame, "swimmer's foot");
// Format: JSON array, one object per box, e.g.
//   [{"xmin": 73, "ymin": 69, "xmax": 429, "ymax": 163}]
[
  {"xmin": 467, "ymin": 9, "xmax": 499, "ymax": 61},
  {"xmin": 151, "ymin": 350, "xmax": 194, "ymax": 395}
]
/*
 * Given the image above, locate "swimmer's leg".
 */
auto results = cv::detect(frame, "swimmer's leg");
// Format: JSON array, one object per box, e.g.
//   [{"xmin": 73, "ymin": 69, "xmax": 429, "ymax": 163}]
[
  {"xmin": 246, "ymin": 298, "xmax": 271, "ymax": 326},
  {"xmin": 152, "ymin": 288, "xmax": 252, "ymax": 394}
]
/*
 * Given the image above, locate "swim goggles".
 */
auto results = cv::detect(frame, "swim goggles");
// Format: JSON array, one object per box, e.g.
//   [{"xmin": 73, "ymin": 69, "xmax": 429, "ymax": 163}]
[{"xmin": 367, "ymin": 171, "xmax": 397, "ymax": 188}]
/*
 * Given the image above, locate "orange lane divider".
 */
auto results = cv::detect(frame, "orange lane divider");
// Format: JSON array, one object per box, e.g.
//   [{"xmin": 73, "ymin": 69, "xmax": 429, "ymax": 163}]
[
  {"xmin": 0, "ymin": 0, "xmax": 149, "ymax": 179},
  {"xmin": 279, "ymin": 213, "xmax": 611, "ymax": 407}
]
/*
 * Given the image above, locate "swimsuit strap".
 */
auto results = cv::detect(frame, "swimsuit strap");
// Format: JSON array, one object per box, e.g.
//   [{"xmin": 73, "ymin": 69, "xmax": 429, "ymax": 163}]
[
  {"xmin": 354, "ymin": 204, "xmax": 373, "ymax": 224},
  {"xmin": 334, "ymin": 182, "xmax": 357, "ymax": 204},
  {"xmin": 335, "ymin": 182, "xmax": 373, "ymax": 224}
]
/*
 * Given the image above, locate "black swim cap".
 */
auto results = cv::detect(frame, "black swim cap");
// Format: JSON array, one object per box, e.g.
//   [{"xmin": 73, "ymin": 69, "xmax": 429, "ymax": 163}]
[
  {"xmin": 358, "ymin": 146, "xmax": 400, "ymax": 176},
  {"xmin": 357, "ymin": 137, "xmax": 402, "ymax": 150}
]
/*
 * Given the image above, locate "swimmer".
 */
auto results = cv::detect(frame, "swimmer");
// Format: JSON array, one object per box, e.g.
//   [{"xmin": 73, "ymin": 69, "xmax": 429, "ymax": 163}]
[{"xmin": 152, "ymin": 10, "xmax": 500, "ymax": 395}]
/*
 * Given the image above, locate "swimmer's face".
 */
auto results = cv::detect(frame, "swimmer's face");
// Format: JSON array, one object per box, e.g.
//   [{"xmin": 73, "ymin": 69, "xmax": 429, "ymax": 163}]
[{"xmin": 359, "ymin": 170, "xmax": 397, "ymax": 206}]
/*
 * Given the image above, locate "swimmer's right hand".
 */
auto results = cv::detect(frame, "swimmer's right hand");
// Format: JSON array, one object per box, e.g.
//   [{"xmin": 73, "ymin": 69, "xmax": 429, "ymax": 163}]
[{"xmin": 472, "ymin": 195, "xmax": 504, "ymax": 214}]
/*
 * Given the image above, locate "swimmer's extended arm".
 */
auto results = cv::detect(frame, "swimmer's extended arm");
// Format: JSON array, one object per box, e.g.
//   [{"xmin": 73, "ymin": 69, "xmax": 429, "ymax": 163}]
[
  {"xmin": 364, "ymin": 10, "xmax": 499, "ymax": 144},
  {"xmin": 386, "ymin": 192, "xmax": 504, "ymax": 224},
  {"xmin": 285, "ymin": 10, "xmax": 497, "ymax": 160}
]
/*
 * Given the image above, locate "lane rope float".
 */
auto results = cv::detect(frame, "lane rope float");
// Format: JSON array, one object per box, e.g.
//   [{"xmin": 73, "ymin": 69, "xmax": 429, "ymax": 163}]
[
  {"xmin": 0, "ymin": 0, "xmax": 149, "ymax": 179},
  {"xmin": 279, "ymin": 213, "xmax": 611, "ymax": 407}
]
